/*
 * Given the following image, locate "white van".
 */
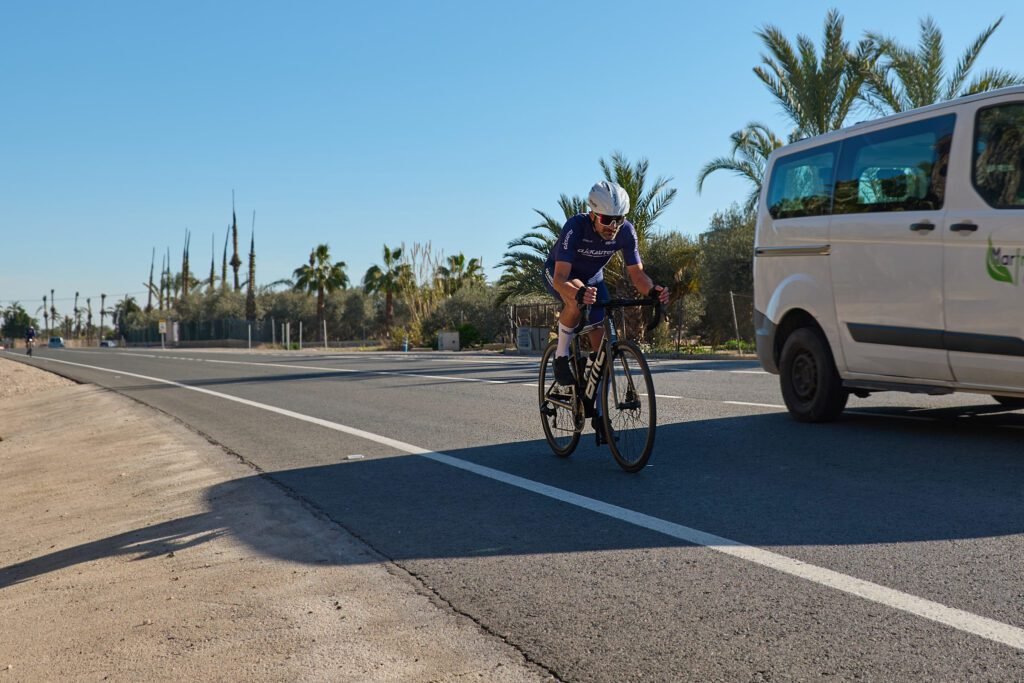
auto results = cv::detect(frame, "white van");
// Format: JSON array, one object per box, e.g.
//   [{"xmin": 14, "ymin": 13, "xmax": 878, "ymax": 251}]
[{"xmin": 754, "ymin": 85, "xmax": 1024, "ymax": 422}]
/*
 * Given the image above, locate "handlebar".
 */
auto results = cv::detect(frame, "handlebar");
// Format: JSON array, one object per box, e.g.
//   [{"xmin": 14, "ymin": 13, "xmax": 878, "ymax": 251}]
[{"xmin": 573, "ymin": 297, "xmax": 665, "ymax": 334}]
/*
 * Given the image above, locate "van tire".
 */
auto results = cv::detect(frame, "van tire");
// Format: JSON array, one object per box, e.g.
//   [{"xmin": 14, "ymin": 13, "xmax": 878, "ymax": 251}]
[
  {"xmin": 993, "ymin": 395, "xmax": 1024, "ymax": 409},
  {"xmin": 779, "ymin": 327, "xmax": 848, "ymax": 423}
]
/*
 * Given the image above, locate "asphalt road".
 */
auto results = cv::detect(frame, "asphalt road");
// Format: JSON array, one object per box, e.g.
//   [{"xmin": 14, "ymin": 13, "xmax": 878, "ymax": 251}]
[{"xmin": 12, "ymin": 345, "xmax": 1024, "ymax": 681}]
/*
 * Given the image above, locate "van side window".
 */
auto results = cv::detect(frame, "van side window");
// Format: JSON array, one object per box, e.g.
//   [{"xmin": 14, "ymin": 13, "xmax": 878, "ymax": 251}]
[
  {"xmin": 973, "ymin": 103, "xmax": 1024, "ymax": 209},
  {"xmin": 833, "ymin": 114, "xmax": 955, "ymax": 214},
  {"xmin": 765, "ymin": 145, "xmax": 837, "ymax": 219}
]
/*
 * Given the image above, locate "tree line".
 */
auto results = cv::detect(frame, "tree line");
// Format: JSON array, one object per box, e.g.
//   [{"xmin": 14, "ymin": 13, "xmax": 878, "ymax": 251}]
[{"xmin": 3, "ymin": 11, "xmax": 1019, "ymax": 350}]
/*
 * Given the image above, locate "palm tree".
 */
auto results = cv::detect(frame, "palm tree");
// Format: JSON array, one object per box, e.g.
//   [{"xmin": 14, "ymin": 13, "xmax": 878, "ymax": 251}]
[
  {"xmin": 292, "ymin": 243, "xmax": 349, "ymax": 339},
  {"xmin": 599, "ymin": 151, "xmax": 676, "ymax": 251},
  {"xmin": 435, "ymin": 253, "xmax": 485, "ymax": 296},
  {"xmin": 112, "ymin": 295, "xmax": 141, "ymax": 339},
  {"xmin": 598, "ymin": 152, "xmax": 678, "ymax": 296},
  {"xmin": 697, "ymin": 122, "xmax": 785, "ymax": 212},
  {"xmin": 862, "ymin": 15, "xmax": 1024, "ymax": 116},
  {"xmin": 497, "ymin": 153, "xmax": 676, "ymax": 303},
  {"xmin": 363, "ymin": 245, "xmax": 412, "ymax": 334},
  {"xmin": 496, "ymin": 194, "xmax": 587, "ymax": 304},
  {"xmin": 754, "ymin": 9, "xmax": 875, "ymax": 138}
]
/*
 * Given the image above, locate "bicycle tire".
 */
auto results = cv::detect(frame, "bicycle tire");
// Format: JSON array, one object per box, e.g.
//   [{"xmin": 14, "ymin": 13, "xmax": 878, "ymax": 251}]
[
  {"xmin": 601, "ymin": 340, "xmax": 656, "ymax": 472},
  {"xmin": 538, "ymin": 341, "xmax": 580, "ymax": 457}
]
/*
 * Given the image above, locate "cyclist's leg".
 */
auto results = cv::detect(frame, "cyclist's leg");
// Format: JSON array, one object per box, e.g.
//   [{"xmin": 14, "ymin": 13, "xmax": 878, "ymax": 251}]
[
  {"xmin": 544, "ymin": 269, "xmax": 585, "ymax": 385},
  {"xmin": 543, "ymin": 268, "xmax": 583, "ymax": 332}
]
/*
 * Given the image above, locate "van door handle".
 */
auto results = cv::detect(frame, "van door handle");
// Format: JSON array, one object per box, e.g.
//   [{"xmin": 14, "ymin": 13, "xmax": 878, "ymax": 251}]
[
  {"xmin": 950, "ymin": 222, "xmax": 979, "ymax": 232},
  {"xmin": 909, "ymin": 222, "xmax": 935, "ymax": 232}
]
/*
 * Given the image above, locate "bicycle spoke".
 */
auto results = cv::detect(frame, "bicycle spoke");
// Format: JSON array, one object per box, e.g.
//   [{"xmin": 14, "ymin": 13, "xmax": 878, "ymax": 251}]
[
  {"xmin": 539, "ymin": 342, "xmax": 580, "ymax": 457},
  {"xmin": 601, "ymin": 341, "xmax": 656, "ymax": 472}
]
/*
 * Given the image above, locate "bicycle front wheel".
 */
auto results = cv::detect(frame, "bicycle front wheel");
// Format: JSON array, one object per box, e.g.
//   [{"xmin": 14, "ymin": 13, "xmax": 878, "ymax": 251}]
[
  {"xmin": 538, "ymin": 341, "xmax": 581, "ymax": 457},
  {"xmin": 601, "ymin": 340, "xmax": 656, "ymax": 472}
]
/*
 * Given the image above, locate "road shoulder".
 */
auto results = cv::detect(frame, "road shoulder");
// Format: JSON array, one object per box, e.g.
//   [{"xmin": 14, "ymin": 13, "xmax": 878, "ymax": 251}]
[{"xmin": 0, "ymin": 357, "xmax": 551, "ymax": 681}]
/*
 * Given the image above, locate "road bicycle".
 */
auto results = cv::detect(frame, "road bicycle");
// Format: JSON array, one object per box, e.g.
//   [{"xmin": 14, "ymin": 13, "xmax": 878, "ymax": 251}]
[
  {"xmin": 25, "ymin": 337, "xmax": 33, "ymax": 357},
  {"xmin": 538, "ymin": 297, "xmax": 663, "ymax": 473}
]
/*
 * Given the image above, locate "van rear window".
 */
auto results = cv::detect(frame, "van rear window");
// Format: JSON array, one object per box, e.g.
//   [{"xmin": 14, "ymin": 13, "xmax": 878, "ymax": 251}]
[
  {"xmin": 974, "ymin": 103, "xmax": 1024, "ymax": 209},
  {"xmin": 765, "ymin": 145, "xmax": 837, "ymax": 219}
]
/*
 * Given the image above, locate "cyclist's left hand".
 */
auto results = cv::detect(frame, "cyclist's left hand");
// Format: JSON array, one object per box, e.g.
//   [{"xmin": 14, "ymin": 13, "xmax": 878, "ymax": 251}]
[{"xmin": 650, "ymin": 284, "xmax": 670, "ymax": 304}]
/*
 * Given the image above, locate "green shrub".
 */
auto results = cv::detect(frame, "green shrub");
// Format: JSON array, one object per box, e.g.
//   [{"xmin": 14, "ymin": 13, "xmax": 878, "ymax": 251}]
[{"xmin": 457, "ymin": 323, "xmax": 481, "ymax": 348}]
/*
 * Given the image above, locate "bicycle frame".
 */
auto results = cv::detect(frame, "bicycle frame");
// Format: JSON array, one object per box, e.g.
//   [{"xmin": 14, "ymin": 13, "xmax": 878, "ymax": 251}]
[
  {"xmin": 542, "ymin": 297, "xmax": 662, "ymax": 424},
  {"xmin": 538, "ymin": 296, "xmax": 663, "ymax": 471}
]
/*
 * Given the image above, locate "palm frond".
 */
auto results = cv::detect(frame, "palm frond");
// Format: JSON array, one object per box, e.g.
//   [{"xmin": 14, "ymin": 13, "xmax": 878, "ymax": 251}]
[
  {"xmin": 963, "ymin": 68, "xmax": 1024, "ymax": 95},
  {"xmin": 944, "ymin": 16, "xmax": 1001, "ymax": 99}
]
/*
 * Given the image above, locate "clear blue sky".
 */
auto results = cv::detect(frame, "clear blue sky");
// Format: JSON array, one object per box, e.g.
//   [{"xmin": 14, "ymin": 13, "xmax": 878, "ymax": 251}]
[{"xmin": 2, "ymin": 0, "xmax": 1020, "ymax": 315}]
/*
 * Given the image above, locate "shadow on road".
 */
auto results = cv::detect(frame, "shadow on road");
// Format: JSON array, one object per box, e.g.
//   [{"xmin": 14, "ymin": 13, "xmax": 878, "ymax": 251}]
[{"xmin": 5, "ymin": 403, "xmax": 1024, "ymax": 589}]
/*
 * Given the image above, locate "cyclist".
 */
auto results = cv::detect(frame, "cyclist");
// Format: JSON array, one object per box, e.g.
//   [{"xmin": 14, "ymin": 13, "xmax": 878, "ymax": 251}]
[
  {"xmin": 24, "ymin": 325, "xmax": 36, "ymax": 353},
  {"xmin": 543, "ymin": 180, "xmax": 669, "ymax": 387}
]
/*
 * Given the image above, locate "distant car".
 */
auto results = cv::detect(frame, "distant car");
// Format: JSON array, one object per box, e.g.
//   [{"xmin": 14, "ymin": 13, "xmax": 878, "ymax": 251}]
[
  {"xmin": 48, "ymin": 336, "xmax": 65, "ymax": 348},
  {"xmin": 99, "ymin": 339, "xmax": 117, "ymax": 348}
]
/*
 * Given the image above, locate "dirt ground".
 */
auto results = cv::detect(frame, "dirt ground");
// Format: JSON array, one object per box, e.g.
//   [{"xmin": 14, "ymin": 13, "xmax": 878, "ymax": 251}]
[{"xmin": 0, "ymin": 355, "xmax": 552, "ymax": 682}]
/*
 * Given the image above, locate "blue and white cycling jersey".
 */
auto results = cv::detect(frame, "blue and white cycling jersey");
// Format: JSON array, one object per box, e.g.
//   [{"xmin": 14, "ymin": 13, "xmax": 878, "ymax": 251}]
[{"xmin": 544, "ymin": 213, "xmax": 641, "ymax": 286}]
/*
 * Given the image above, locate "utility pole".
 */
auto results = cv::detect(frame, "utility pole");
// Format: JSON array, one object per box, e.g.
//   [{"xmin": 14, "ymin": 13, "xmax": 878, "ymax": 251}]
[{"xmin": 730, "ymin": 290, "xmax": 740, "ymax": 347}]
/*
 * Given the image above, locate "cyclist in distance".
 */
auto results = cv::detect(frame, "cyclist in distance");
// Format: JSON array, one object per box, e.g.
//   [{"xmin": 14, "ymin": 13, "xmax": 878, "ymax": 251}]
[
  {"xmin": 24, "ymin": 325, "xmax": 36, "ymax": 354},
  {"xmin": 544, "ymin": 180, "xmax": 670, "ymax": 388}
]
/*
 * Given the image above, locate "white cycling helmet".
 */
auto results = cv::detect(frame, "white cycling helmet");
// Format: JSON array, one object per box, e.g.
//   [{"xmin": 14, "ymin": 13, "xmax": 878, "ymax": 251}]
[{"xmin": 587, "ymin": 180, "xmax": 630, "ymax": 217}]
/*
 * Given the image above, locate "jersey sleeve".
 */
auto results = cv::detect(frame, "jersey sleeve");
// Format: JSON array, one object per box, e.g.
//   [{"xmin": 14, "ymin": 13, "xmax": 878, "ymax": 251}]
[
  {"xmin": 552, "ymin": 222, "xmax": 579, "ymax": 263},
  {"xmin": 621, "ymin": 224, "xmax": 641, "ymax": 266}
]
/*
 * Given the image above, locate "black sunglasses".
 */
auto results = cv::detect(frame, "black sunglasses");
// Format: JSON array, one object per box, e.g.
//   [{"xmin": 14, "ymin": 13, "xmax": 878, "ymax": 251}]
[{"xmin": 596, "ymin": 214, "xmax": 624, "ymax": 226}]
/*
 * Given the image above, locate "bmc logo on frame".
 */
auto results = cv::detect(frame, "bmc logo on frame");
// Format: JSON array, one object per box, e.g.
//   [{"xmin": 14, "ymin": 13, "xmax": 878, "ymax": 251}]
[{"xmin": 987, "ymin": 236, "xmax": 1022, "ymax": 285}]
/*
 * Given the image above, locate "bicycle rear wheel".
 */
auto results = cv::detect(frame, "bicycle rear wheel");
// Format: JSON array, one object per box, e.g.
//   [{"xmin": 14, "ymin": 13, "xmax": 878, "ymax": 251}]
[
  {"xmin": 539, "ymin": 341, "xmax": 581, "ymax": 457},
  {"xmin": 601, "ymin": 340, "xmax": 656, "ymax": 472}
]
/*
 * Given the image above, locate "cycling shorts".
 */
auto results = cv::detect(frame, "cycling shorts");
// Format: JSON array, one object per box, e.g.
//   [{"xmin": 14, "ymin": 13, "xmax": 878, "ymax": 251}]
[{"xmin": 543, "ymin": 270, "xmax": 608, "ymax": 332}]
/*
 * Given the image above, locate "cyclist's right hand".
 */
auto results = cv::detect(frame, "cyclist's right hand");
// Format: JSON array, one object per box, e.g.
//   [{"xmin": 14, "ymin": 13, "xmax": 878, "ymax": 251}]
[{"xmin": 574, "ymin": 286, "xmax": 597, "ymax": 306}]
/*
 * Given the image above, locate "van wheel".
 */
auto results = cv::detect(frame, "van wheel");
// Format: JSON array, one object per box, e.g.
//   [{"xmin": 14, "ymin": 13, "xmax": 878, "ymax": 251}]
[
  {"xmin": 779, "ymin": 327, "xmax": 848, "ymax": 423},
  {"xmin": 993, "ymin": 395, "xmax": 1024, "ymax": 409}
]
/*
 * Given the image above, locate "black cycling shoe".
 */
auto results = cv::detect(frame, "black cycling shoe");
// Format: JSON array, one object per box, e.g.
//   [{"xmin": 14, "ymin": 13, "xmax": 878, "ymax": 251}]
[
  {"xmin": 553, "ymin": 356, "xmax": 575, "ymax": 386},
  {"xmin": 592, "ymin": 417, "xmax": 617, "ymax": 446}
]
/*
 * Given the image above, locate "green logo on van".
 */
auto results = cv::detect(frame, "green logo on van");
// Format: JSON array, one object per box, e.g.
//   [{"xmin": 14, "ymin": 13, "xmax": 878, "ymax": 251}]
[{"xmin": 987, "ymin": 236, "xmax": 1020, "ymax": 285}]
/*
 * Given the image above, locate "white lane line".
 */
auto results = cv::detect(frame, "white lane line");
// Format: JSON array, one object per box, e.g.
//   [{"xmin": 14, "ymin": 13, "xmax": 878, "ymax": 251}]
[
  {"xmin": 36, "ymin": 354, "xmax": 1024, "ymax": 652},
  {"xmin": 58, "ymin": 353, "xmax": 1019, "ymax": 428},
  {"xmin": 200, "ymin": 358, "xmax": 515, "ymax": 385},
  {"xmin": 724, "ymin": 400, "xmax": 786, "ymax": 409}
]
